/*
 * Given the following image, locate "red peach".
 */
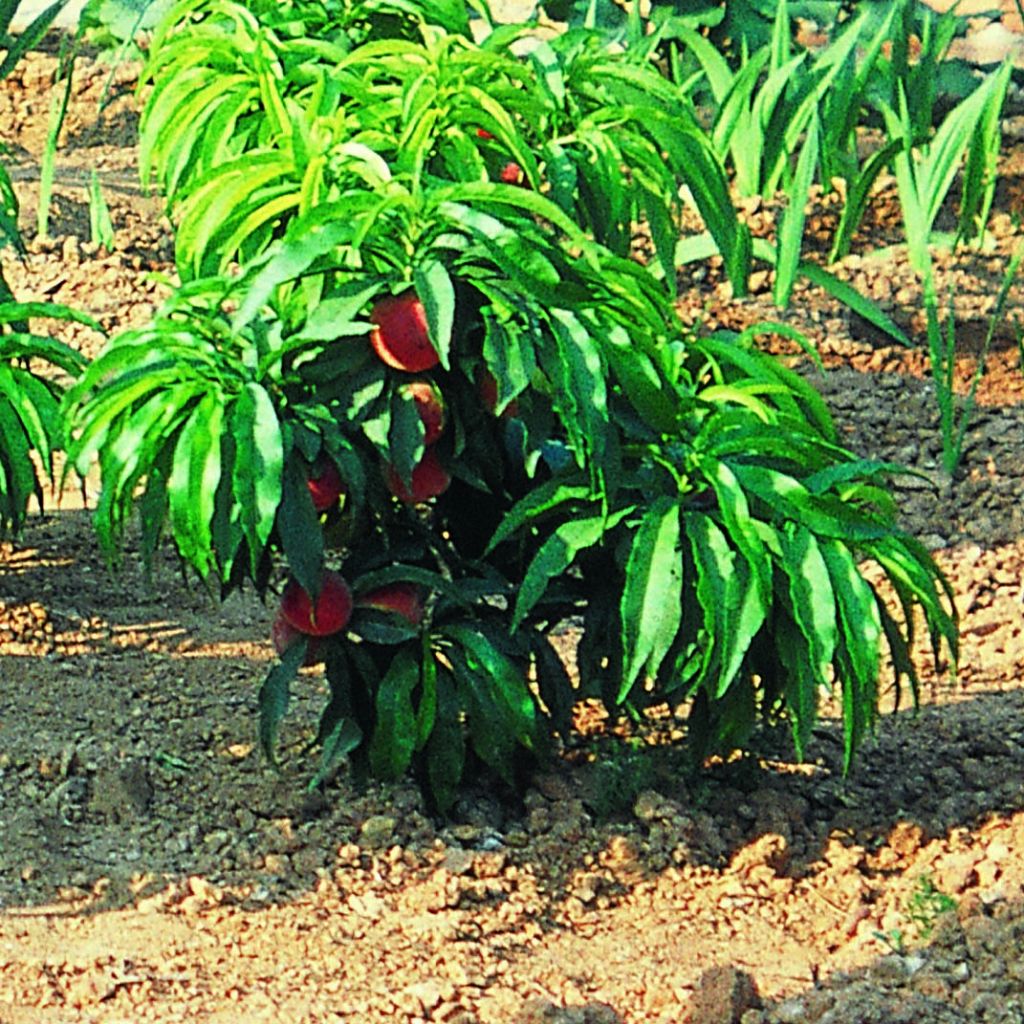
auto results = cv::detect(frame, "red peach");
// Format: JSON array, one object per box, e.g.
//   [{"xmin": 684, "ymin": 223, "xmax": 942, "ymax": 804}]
[
  {"xmin": 400, "ymin": 380, "xmax": 446, "ymax": 444},
  {"xmin": 499, "ymin": 162, "xmax": 525, "ymax": 185},
  {"xmin": 384, "ymin": 447, "xmax": 451, "ymax": 504},
  {"xmin": 307, "ymin": 458, "xmax": 344, "ymax": 511},
  {"xmin": 357, "ymin": 583, "xmax": 425, "ymax": 627},
  {"xmin": 271, "ymin": 607, "xmax": 324, "ymax": 665},
  {"xmin": 369, "ymin": 290, "xmax": 438, "ymax": 373},
  {"xmin": 280, "ymin": 570, "xmax": 353, "ymax": 636},
  {"xmin": 477, "ymin": 370, "xmax": 520, "ymax": 419}
]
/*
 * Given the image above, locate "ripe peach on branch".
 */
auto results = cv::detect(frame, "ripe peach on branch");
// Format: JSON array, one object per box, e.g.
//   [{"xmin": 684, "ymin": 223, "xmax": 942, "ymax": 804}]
[
  {"xmin": 279, "ymin": 570, "xmax": 354, "ymax": 636},
  {"xmin": 384, "ymin": 447, "xmax": 451, "ymax": 504},
  {"xmin": 306, "ymin": 458, "xmax": 344, "ymax": 511},
  {"xmin": 357, "ymin": 583, "xmax": 425, "ymax": 627},
  {"xmin": 400, "ymin": 380, "xmax": 446, "ymax": 444},
  {"xmin": 271, "ymin": 608, "xmax": 324, "ymax": 665},
  {"xmin": 369, "ymin": 290, "xmax": 438, "ymax": 373}
]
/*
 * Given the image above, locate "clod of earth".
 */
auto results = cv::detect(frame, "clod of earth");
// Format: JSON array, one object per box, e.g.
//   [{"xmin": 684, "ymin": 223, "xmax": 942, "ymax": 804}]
[
  {"xmin": 306, "ymin": 458, "xmax": 344, "ymax": 511},
  {"xmin": 356, "ymin": 583, "xmax": 425, "ymax": 627},
  {"xmin": 384, "ymin": 447, "xmax": 452, "ymax": 503},
  {"xmin": 369, "ymin": 290, "xmax": 438, "ymax": 372},
  {"xmin": 279, "ymin": 571, "xmax": 353, "ymax": 636},
  {"xmin": 400, "ymin": 380, "xmax": 446, "ymax": 444}
]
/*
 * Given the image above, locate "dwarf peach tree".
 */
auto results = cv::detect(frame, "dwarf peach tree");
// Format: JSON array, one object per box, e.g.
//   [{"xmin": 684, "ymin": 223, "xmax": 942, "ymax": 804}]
[{"xmin": 64, "ymin": 0, "xmax": 957, "ymax": 808}]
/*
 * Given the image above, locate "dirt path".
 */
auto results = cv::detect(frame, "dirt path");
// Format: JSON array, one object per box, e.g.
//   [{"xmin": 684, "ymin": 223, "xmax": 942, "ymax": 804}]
[{"xmin": 1, "ymin": 39, "xmax": 1024, "ymax": 1024}]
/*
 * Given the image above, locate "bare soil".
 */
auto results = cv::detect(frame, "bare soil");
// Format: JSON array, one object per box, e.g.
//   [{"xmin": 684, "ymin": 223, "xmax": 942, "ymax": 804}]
[{"xmin": 1, "ymin": 40, "xmax": 1024, "ymax": 1024}]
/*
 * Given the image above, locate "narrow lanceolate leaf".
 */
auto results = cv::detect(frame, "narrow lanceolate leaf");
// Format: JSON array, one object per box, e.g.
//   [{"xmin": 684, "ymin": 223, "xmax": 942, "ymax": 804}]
[
  {"xmin": 486, "ymin": 479, "xmax": 592, "ymax": 555},
  {"xmin": 168, "ymin": 393, "xmax": 223, "ymax": 578},
  {"xmin": 701, "ymin": 457, "xmax": 771, "ymax": 605},
  {"xmin": 548, "ymin": 310, "xmax": 609, "ymax": 473},
  {"xmin": 427, "ymin": 668, "xmax": 465, "ymax": 813},
  {"xmin": 444, "ymin": 624, "xmax": 538, "ymax": 751},
  {"xmin": 777, "ymin": 522, "xmax": 836, "ymax": 690},
  {"xmin": 513, "ymin": 511, "xmax": 618, "ymax": 628},
  {"xmin": 619, "ymin": 497, "xmax": 683, "ymax": 703},
  {"xmin": 820, "ymin": 540, "xmax": 882, "ymax": 771},
  {"xmin": 258, "ymin": 639, "xmax": 308, "ymax": 764},
  {"xmin": 231, "ymin": 382, "xmax": 283, "ymax": 571},
  {"xmin": 686, "ymin": 512, "xmax": 766, "ymax": 698},
  {"xmin": 774, "ymin": 615, "xmax": 819, "ymax": 759},
  {"xmin": 277, "ymin": 455, "xmax": 324, "ymax": 600},
  {"xmin": 413, "ymin": 260, "xmax": 454, "ymax": 371},
  {"xmin": 368, "ymin": 647, "xmax": 420, "ymax": 782},
  {"xmin": 308, "ymin": 716, "xmax": 362, "ymax": 792}
]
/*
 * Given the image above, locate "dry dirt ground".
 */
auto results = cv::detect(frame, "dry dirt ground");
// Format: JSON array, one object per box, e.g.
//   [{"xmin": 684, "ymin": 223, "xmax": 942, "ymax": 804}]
[{"xmin": 2, "ymin": 30, "xmax": 1024, "ymax": 1024}]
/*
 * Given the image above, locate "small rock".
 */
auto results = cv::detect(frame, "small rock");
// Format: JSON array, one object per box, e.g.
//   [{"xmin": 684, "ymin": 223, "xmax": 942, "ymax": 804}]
[
  {"xmin": 514, "ymin": 998, "xmax": 622, "ymax": 1024},
  {"xmin": 88, "ymin": 760, "xmax": 153, "ymax": 822},
  {"xmin": 691, "ymin": 966, "xmax": 760, "ymax": 1024},
  {"xmin": 359, "ymin": 814, "xmax": 397, "ymax": 848},
  {"xmin": 443, "ymin": 848, "xmax": 476, "ymax": 876}
]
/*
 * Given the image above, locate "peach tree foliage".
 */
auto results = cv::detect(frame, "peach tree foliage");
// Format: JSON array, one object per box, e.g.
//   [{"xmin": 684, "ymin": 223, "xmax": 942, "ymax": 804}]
[{"xmin": 64, "ymin": 0, "xmax": 957, "ymax": 809}]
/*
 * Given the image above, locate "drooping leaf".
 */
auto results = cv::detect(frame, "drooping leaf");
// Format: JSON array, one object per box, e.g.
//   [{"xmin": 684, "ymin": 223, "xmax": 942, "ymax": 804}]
[{"xmin": 619, "ymin": 496, "xmax": 683, "ymax": 702}]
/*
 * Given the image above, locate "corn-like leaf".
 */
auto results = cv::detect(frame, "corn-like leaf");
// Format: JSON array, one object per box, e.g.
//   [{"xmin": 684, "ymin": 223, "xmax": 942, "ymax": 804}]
[
  {"xmin": 798, "ymin": 263, "xmax": 911, "ymax": 348},
  {"xmin": 774, "ymin": 115, "xmax": 818, "ymax": 308},
  {"xmin": 957, "ymin": 60, "xmax": 1011, "ymax": 245}
]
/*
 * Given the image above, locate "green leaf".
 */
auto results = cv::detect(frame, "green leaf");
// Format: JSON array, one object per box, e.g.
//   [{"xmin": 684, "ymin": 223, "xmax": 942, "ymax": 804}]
[
  {"xmin": 231, "ymin": 382, "xmax": 283, "ymax": 573},
  {"xmin": 777, "ymin": 522, "xmax": 836, "ymax": 690},
  {"xmin": 514, "ymin": 511, "xmax": 617, "ymax": 628},
  {"xmin": 774, "ymin": 114, "xmax": 818, "ymax": 308},
  {"xmin": 686, "ymin": 511, "xmax": 765, "ymax": 698},
  {"xmin": 168, "ymin": 392, "xmax": 223, "ymax": 577},
  {"xmin": 486, "ymin": 478, "xmax": 592, "ymax": 554},
  {"xmin": 258, "ymin": 637, "xmax": 307, "ymax": 764},
  {"xmin": 426, "ymin": 668, "xmax": 465, "ymax": 813},
  {"xmin": 368, "ymin": 647, "xmax": 420, "ymax": 782},
  {"xmin": 619, "ymin": 496, "xmax": 683, "ymax": 702},
  {"xmin": 308, "ymin": 717, "xmax": 362, "ymax": 792},
  {"xmin": 386, "ymin": 383, "xmax": 426, "ymax": 488},
  {"xmin": 798, "ymin": 263, "xmax": 911, "ymax": 348},
  {"xmin": 821, "ymin": 540, "xmax": 881, "ymax": 771},
  {"xmin": 277, "ymin": 454, "xmax": 324, "ymax": 599},
  {"xmin": 444, "ymin": 623, "xmax": 539, "ymax": 751}
]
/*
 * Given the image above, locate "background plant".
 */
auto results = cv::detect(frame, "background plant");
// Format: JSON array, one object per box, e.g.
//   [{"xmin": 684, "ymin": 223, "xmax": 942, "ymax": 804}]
[{"xmin": 0, "ymin": 301, "xmax": 96, "ymax": 534}]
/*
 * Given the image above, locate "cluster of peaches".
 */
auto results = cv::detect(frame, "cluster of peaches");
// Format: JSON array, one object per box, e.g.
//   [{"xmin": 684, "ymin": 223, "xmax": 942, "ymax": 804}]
[{"xmin": 270, "ymin": 288, "xmax": 485, "ymax": 661}]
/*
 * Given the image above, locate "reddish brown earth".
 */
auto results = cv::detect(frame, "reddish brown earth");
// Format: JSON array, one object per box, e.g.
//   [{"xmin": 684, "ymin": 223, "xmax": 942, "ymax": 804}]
[{"xmin": 1, "ymin": 38, "xmax": 1024, "ymax": 1024}]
